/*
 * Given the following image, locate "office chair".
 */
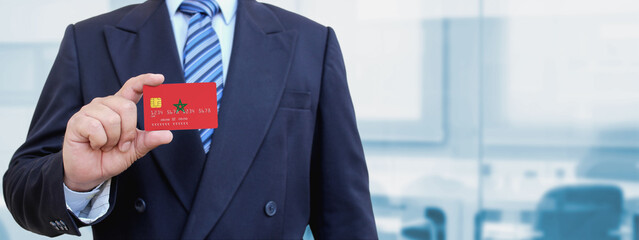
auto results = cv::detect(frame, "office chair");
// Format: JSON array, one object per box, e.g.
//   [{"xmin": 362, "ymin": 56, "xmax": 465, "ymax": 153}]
[
  {"xmin": 402, "ymin": 207, "xmax": 446, "ymax": 240},
  {"xmin": 533, "ymin": 185, "xmax": 623, "ymax": 240}
]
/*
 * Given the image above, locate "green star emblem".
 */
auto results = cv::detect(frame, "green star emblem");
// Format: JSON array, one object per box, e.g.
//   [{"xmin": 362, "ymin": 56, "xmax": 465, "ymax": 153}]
[{"xmin": 173, "ymin": 99, "xmax": 187, "ymax": 113}]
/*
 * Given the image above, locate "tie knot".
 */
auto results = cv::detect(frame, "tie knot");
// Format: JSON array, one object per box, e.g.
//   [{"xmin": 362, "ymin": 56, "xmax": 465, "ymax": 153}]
[{"xmin": 178, "ymin": 0, "xmax": 219, "ymax": 17}]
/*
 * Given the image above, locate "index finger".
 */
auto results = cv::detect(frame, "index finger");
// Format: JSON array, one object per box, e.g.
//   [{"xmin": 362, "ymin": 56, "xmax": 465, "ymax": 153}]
[{"xmin": 115, "ymin": 73, "xmax": 165, "ymax": 103}]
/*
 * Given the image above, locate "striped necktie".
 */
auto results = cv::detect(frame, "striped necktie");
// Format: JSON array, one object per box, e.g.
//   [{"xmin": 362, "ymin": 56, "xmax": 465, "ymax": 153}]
[{"xmin": 178, "ymin": 0, "xmax": 223, "ymax": 153}]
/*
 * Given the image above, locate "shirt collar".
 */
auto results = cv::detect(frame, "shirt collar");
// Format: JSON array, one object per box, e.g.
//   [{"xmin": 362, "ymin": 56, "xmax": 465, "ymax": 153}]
[{"xmin": 166, "ymin": 0, "xmax": 238, "ymax": 25}]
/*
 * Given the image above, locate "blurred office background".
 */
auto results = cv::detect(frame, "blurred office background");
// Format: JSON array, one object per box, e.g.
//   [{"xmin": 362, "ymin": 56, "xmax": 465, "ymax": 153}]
[{"xmin": 1, "ymin": 0, "xmax": 639, "ymax": 239}]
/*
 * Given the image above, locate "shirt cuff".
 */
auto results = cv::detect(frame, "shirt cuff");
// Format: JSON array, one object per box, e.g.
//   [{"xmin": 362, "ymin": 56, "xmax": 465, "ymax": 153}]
[{"xmin": 63, "ymin": 179, "xmax": 111, "ymax": 224}]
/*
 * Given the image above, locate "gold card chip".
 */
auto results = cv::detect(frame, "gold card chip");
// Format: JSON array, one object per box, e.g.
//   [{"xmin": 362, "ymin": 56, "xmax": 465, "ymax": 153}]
[{"xmin": 150, "ymin": 98, "xmax": 162, "ymax": 108}]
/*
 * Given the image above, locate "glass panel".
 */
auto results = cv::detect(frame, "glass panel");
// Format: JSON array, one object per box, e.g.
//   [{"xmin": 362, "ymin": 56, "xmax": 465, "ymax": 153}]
[
  {"xmin": 289, "ymin": 0, "xmax": 447, "ymax": 142},
  {"xmin": 480, "ymin": 0, "xmax": 639, "ymax": 239}
]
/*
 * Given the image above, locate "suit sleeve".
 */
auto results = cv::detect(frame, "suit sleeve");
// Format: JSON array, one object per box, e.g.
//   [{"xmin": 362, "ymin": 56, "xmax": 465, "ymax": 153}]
[
  {"xmin": 309, "ymin": 27, "xmax": 378, "ymax": 239},
  {"xmin": 2, "ymin": 24, "xmax": 115, "ymax": 237}
]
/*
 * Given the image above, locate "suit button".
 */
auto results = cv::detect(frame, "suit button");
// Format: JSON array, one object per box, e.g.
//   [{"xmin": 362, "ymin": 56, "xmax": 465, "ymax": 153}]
[
  {"xmin": 135, "ymin": 198, "xmax": 146, "ymax": 213},
  {"xmin": 265, "ymin": 201, "xmax": 277, "ymax": 217}
]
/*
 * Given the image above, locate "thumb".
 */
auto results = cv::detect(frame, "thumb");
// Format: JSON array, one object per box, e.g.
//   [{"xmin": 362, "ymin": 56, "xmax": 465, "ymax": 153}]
[
  {"xmin": 116, "ymin": 73, "xmax": 165, "ymax": 103},
  {"xmin": 134, "ymin": 130, "xmax": 173, "ymax": 157}
]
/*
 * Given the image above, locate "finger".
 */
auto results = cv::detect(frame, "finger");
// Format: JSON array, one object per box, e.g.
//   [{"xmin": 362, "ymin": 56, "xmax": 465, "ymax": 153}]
[
  {"xmin": 68, "ymin": 114, "xmax": 108, "ymax": 150},
  {"xmin": 82, "ymin": 100, "xmax": 122, "ymax": 151},
  {"xmin": 101, "ymin": 96, "xmax": 137, "ymax": 152},
  {"xmin": 133, "ymin": 130, "xmax": 173, "ymax": 158},
  {"xmin": 115, "ymin": 73, "xmax": 164, "ymax": 103}
]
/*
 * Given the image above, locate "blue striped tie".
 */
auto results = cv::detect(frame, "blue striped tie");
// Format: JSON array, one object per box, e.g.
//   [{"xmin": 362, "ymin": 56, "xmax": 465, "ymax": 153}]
[{"xmin": 179, "ymin": 0, "xmax": 223, "ymax": 153}]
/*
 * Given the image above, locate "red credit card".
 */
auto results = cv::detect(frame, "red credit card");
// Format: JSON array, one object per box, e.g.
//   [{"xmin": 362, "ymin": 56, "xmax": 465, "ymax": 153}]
[{"xmin": 143, "ymin": 83, "xmax": 218, "ymax": 131}]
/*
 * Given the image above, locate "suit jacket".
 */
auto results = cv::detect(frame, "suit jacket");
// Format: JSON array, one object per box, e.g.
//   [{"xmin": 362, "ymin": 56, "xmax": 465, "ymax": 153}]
[{"xmin": 2, "ymin": 0, "xmax": 377, "ymax": 239}]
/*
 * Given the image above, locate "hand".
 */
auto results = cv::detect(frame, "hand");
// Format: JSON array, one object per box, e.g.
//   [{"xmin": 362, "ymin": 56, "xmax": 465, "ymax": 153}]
[{"xmin": 62, "ymin": 73, "xmax": 173, "ymax": 192}]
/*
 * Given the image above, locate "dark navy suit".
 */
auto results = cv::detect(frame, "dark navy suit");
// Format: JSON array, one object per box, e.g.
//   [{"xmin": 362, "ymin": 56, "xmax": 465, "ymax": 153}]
[{"xmin": 3, "ymin": 0, "xmax": 377, "ymax": 238}]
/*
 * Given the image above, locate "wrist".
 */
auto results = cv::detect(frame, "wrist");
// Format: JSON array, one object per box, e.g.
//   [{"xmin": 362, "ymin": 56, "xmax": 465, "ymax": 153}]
[{"xmin": 63, "ymin": 177, "xmax": 102, "ymax": 192}]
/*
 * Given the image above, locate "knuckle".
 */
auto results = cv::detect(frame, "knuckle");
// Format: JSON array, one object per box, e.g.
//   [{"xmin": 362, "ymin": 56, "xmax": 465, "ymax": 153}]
[
  {"xmin": 90, "ymin": 97, "xmax": 104, "ymax": 104},
  {"xmin": 88, "ymin": 119, "xmax": 102, "ymax": 130},
  {"xmin": 122, "ymin": 133, "xmax": 135, "ymax": 142},
  {"xmin": 70, "ymin": 111, "xmax": 82, "ymax": 120},
  {"xmin": 122, "ymin": 101, "xmax": 137, "ymax": 112},
  {"xmin": 79, "ymin": 104, "xmax": 90, "ymax": 112},
  {"xmin": 66, "ymin": 114, "xmax": 79, "ymax": 128},
  {"xmin": 106, "ymin": 114, "xmax": 121, "ymax": 127}
]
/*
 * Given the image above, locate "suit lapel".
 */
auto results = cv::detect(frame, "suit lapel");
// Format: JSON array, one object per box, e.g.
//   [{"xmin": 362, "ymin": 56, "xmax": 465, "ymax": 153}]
[
  {"xmin": 104, "ymin": 0, "xmax": 207, "ymax": 212},
  {"xmin": 181, "ymin": 0, "xmax": 298, "ymax": 238}
]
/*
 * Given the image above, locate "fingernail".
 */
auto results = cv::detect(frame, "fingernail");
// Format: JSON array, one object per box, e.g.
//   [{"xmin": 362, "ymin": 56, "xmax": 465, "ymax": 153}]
[{"xmin": 120, "ymin": 141, "xmax": 132, "ymax": 152}]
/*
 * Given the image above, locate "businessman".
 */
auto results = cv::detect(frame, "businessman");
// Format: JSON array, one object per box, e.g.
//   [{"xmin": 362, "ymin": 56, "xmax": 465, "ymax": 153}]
[{"xmin": 3, "ymin": 0, "xmax": 377, "ymax": 239}]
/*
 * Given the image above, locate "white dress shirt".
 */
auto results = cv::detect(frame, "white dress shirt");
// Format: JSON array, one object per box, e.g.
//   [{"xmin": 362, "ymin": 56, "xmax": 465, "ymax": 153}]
[{"xmin": 64, "ymin": 0, "xmax": 237, "ymax": 223}]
